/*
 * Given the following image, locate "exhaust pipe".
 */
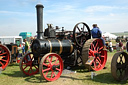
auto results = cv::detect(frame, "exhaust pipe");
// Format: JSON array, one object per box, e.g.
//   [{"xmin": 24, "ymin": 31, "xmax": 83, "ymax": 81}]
[{"xmin": 36, "ymin": 4, "xmax": 44, "ymax": 39}]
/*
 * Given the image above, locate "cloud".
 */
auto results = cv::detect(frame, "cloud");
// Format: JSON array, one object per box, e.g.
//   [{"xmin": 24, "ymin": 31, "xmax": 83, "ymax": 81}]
[
  {"xmin": 84, "ymin": 5, "xmax": 118, "ymax": 13},
  {"xmin": 0, "ymin": 10, "xmax": 35, "ymax": 16}
]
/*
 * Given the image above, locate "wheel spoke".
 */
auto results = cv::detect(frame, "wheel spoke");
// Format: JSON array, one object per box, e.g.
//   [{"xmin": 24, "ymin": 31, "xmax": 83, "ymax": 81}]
[
  {"xmin": 34, "ymin": 65, "xmax": 38, "ymax": 70},
  {"xmin": 31, "ymin": 67, "xmax": 33, "ymax": 72},
  {"xmin": 28, "ymin": 67, "xmax": 31, "ymax": 73},
  {"xmin": 76, "ymin": 34, "xmax": 82, "ymax": 38},
  {"xmin": 95, "ymin": 41, "xmax": 98, "ymax": 51},
  {"xmin": 53, "ymin": 71, "xmax": 56, "ymax": 76},
  {"xmin": 101, "ymin": 56, "xmax": 105, "ymax": 58},
  {"xmin": 82, "ymin": 24, "xmax": 85, "ymax": 31},
  {"xmin": 56, "ymin": 68, "xmax": 61, "ymax": 72},
  {"xmin": 51, "ymin": 71, "xmax": 53, "ymax": 78},
  {"xmin": 93, "ymin": 60, "xmax": 96, "ymax": 69},
  {"xmin": 1, "ymin": 59, "xmax": 7, "ymax": 62},
  {"xmin": 77, "ymin": 26, "xmax": 81, "ymax": 32},
  {"xmin": 28, "ymin": 54, "xmax": 32, "ymax": 61},
  {"xmin": 43, "ymin": 63, "xmax": 48, "ymax": 67},
  {"xmin": 54, "ymin": 58, "xmax": 58, "ymax": 64},
  {"xmin": 54, "ymin": 63, "xmax": 60, "ymax": 66},
  {"xmin": 23, "ymin": 65, "xmax": 28, "ymax": 70},
  {"xmin": 45, "ymin": 71, "xmax": 49, "ymax": 77},
  {"xmin": 47, "ymin": 57, "xmax": 51, "ymax": 65},
  {"xmin": 42, "ymin": 68, "xmax": 51, "ymax": 72},
  {"xmin": 91, "ymin": 44, "xmax": 95, "ymax": 50},
  {"xmin": 0, "ymin": 56, "xmax": 6, "ymax": 58},
  {"xmin": 89, "ymin": 49, "xmax": 94, "ymax": 55},
  {"xmin": 24, "ymin": 57, "xmax": 28, "ymax": 62},
  {"xmin": 96, "ymin": 58, "xmax": 102, "ymax": 67},
  {"xmin": 98, "ymin": 46, "xmax": 103, "ymax": 51},
  {"xmin": 50, "ymin": 56, "xmax": 53, "ymax": 63},
  {"xmin": 0, "ymin": 61, "xmax": 4, "ymax": 66},
  {"xmin": 0, "ymin": 52, "xmax": 7, "ymax": 56}
]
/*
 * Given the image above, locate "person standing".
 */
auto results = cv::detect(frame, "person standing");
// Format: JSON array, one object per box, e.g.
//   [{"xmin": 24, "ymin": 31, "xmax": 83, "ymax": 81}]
[
  {"xmin": 91, "ymin": 24, "xmax": 106, "ymax": 50},
  {"xmin": 119, "ymin": 40, "xmax": 123, "ymax": 51},
  {"xmin": 116, "ymin": 41, "xmax": 120, "ymax": 52},
  {"xmin": 109, "ymin": 40, "xmax": 113, "ymax": 52},
  {"xmin": 126, "ymin": 41, "xmax": 128, "ymax": 52},
  {"xmin": 24, "ymin": 39, "xmax": 30, "ymax": 53},
  {"xmin": 22, "ymin": 42, "xmax": 25, "ymax": 55}
]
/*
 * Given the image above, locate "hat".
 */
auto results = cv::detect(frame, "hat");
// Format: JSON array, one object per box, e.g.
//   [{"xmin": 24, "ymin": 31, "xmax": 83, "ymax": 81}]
[{"xmin": 92, "ymin": 24, "xmax": 97, "ymax": 27}]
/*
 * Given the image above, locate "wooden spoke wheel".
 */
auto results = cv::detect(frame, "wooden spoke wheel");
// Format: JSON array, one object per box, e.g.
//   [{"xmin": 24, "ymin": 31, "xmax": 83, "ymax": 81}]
[
  {"xmin": 0, "ymin": 44, "xmax": 11, "ymax": 70},
  {"xmin": 39, "ymin": 53, "xmax": 63, "ymax": 81},
  {"xmin": 82, "ymin": 39, "xmax": 107, "ymax": 71},
  {"xmin": 19, "ymin": 52, "xmax": 39, "ymax": 76},
  {"xmin": 111, "ymin": 52, "xmax": 128, "ymax": 81},
  {"xmin": 73, "ymin": 22, "xmax": 91, "ymax": 47}
]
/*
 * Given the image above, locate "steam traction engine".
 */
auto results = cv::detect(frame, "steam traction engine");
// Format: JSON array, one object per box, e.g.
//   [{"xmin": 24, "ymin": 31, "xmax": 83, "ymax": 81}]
[{"xmin": 19, "ymin": 4, "xmax": 107, "ymax": 81}]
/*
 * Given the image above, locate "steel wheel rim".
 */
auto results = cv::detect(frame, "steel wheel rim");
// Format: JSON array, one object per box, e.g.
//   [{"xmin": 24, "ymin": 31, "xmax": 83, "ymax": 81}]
[
  {"xmin": 0, "ymin": 44, "xmax": 10, "ymax": 70},
  {"xmin": 20, "ymin": 52, "xmax": 39, "ymax": 76},
  {"xmin": 111, "ymin": 52, "xmax": 128, "ymax": 81},
  {"xmin": 89, "ymin": 39, "xmax": 107, "ymax": 71},
  {"xmin": 73, "ymin": 22, "xmax": 91, "ymax": 47},
  {"xmin": 40, "ymin": 53, "xmax": 63, "ymax": 81}
]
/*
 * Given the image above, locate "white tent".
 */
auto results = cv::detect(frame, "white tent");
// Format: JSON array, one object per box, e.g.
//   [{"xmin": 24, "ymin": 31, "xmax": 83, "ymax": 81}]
[{"xmin": 102, "ymin": 32, "xmax": 117, "ymax": 39}]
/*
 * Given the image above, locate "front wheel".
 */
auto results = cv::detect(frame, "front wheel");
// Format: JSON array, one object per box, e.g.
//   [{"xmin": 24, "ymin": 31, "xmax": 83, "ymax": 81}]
[{"xmin": 39, "ymin": 53, "xmax": 63, "ymax": 81}]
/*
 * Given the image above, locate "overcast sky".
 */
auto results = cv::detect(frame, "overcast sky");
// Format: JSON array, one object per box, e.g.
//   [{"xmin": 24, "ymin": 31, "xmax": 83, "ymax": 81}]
[{"xmin": 0, "ymin": 0, "xmax": 128, "ymax": 36}]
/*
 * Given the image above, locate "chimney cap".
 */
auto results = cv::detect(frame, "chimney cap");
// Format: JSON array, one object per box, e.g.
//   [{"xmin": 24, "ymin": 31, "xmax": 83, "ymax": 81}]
[{"xmin": 36, "ymin": 4, "xmax": 44, "ymax": 8}]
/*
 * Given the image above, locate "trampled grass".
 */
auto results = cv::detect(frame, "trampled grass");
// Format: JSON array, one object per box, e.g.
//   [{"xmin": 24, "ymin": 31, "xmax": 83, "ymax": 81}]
[{"xmin": 0, "ymin": 50, "xmax": 128, "ymax": 85}]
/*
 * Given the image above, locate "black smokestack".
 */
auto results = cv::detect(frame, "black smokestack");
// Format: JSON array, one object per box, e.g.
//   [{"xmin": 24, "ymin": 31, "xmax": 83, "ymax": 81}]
[{"xmin": 36, "ymin": 4, "xmax": 44, "ymax": 39}]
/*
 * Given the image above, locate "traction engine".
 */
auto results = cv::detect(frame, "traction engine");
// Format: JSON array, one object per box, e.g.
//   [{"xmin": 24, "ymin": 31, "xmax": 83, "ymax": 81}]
[{"xmin": 19, "ymin": 4, "xmax": 107, "ymax": 81}]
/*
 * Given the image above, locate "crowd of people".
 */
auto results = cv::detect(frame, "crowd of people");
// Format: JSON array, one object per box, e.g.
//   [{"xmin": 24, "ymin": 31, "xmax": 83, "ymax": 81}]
[
  {"xmin": 18, "ymin": 37, "xmax": 34, "ymax": 57},
  {"xmin": 91, "ymin": 24, "xmax": 126, "ymax": 52}
]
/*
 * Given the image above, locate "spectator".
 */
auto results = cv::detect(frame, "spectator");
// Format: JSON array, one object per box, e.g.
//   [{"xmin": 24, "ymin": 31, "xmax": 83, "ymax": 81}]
[
  {"xmin": 116, "ymin": 42, "xmax": 120, "ymax": 52},
  {"xmin": 22, "ymin": 42, "xmax": 25, "ymax": 55},
  {"xmin": 126, "ymin": 41, "xmax": 128, "ymax": 52},
  {"xmin": 119, "ymin": 40, "xmax": 123, "ymax": 51},
  {"xmin": 109, "ymin": 40, "xmax": 113, "ymax": 52},
  {"xmin": 91, "ymin": 24, "xmax": 106, "ymax": 50},
  {"xmin": 24, "ymin": 39, "xmax": 30, "ymax": 53}
]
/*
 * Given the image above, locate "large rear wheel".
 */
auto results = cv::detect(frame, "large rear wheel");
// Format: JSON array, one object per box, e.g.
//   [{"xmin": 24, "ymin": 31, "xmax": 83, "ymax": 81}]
[{"xmin": 82, "ymin": 39, "xmax": 107, "ymax": 71}]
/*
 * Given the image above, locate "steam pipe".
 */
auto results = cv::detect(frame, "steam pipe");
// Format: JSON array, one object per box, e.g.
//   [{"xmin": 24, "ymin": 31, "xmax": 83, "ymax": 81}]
[{"xmin": 36, "ymin": 4, "xmax": 44, "ymax": 39}]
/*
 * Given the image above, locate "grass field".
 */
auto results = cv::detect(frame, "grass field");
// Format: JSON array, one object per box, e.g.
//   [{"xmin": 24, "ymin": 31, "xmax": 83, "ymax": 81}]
[{"xmin": 0, "ymin": 50, "xmax": 128, "ymax": 85}]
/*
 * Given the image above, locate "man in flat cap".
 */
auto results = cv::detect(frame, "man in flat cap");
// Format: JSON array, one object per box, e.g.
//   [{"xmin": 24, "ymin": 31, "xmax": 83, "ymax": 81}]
[{"xmin": 91, "ymin": 24, "xmax": 106, "ymax": 50}]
